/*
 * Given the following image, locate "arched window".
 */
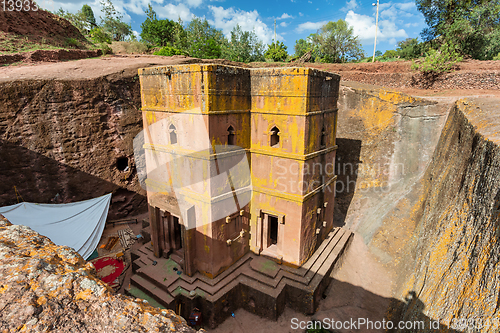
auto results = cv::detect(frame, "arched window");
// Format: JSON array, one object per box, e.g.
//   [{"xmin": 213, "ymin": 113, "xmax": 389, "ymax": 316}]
[
  {"xmin": 227, "ymin": 125, "xmax": 235, "ymax": 146},
  {"xmin": 320, "ymin": 126, "xmax": 326, "ymax": 147},
  {"xmin": 270, "ymin": 126, "xmax": 280, "ymax": 147},
  {"xmin": 169, "ymin": 124, "xmax": 177, "ymax": 145}
]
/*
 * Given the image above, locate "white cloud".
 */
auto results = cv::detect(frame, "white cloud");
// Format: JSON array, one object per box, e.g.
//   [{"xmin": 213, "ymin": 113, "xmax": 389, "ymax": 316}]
[
  {"xmin": 280, "ymin": 22, "xmax": 288, "ymax": 27},
  {"xmin": 101, "ymin": 0, "xmax": 132, "ymax": 23},
  {"xmin": 180, "ymin": 0, "xmax": 203, "ymax": 8},
  {"xmin": 345, "ymin": 10, "xmax": 407, "ymax": 45},
  {"xmin": 46, "ymin": 0, "xmax": 131, "ymax": 23},
  {"xmin": 277, "ymin": 13, "xmax": 293, "ymax": 20},
  {"xmin": 341, "ymin": 0, "xmax": 358, "ymax": 12},
  {"xmin": 398, "ymin": 2, "xmax": 417, "ymax": 11},
  {"xmin": 133, "ymin": 30, "xmax": 140, "ymax": 38},
  {"xmin": 122, "ymin": 0, "xmax": 202, "ymax": 18},
  {"xmin": 41, "ymin": 0, "xmax": 86, "ymax": 13},
  {"xmin": 157, "ymin": 3, "xmax": 194, "ymax": 21},
  {"xmin": 380, "ymin": 7, "xmax": 397, "ymax": 19},
  {"xmin": 298, "ymin": 12, "xmax": 304, "ymax": 16},
  {"xmin": 404, "ymin": 22, "xmax": 420, "ymax": 28},
  {"xmin": 208, "ymin": 6, "xmax": 280, "ymax": 45},
  {"xmin": 123, "ymin": 0, "xmax": 151, "ymax": 15},
  {"xmin": 379, "ymin": 2, "xmax": 416, "ymax": 19},
  {"xmin": 295, "ymin": 20, "xmax": 328, "ymax": 33}
]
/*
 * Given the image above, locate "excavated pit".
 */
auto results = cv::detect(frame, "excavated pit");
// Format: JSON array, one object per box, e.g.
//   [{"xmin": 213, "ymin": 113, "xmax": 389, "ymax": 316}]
[{"xmin": 0, "ymin": 59, "xmax": 499, "ymax": 331}]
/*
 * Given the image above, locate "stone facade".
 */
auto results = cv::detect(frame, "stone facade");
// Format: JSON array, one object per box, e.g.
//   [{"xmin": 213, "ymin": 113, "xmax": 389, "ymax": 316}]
[{"xmin": 139, "ymin": 64, "xmax": 340, "ymax": 278}]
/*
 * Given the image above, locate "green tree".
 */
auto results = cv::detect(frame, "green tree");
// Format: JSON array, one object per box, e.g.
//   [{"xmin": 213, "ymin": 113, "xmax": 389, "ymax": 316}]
[
  {"xmin": 90, "ymin": 27, "xmax": 111, "ymax": 44},
  {"xmin": 172, "ymin": 18, "xmax": 188, "ymax": 50},
  {"xmin": 382, "ymin": 49, "xmax": 398, "ymax": 59},
  {"xmin": 416, "ymin": 0, "xmax": 500, "ymax": 59},
  {"xmin": 294, "ymin": 37, "xmax": 320, "ymax": 61},
  {"xmin": 55, "ymin": 8, "xmax": 88, "ymax": 33},
  {"xmin": 294, "ymin": 38, "xmax": 310, "ymax": 57},
  {"xmin": 222, "ymin": 25, "xmax": 264, "ymax": 62},
  {"xmin": 396, "ymin": 38, "xmax": 425, "ymax": 59},
  {"xmin": 265, "ymin": 40, "xmax": 288, "ymax": 61},
  {"xmin": 140, "ymin": 4, "xmax": 176, "ymax": 46},
  {"xmin": 100, "ymin": 0, "xmax": 132, "ymax": 41},
  {"xmin": 81, "ymin": 5, "xmax": 97, "ymax": 28},
  {"xmin": 310, "ymin": 20, "xmax": 364, "ymax": 63},
  {"xmin": 185, "ymin": 17, "xmax": 227, "ymax": 59}
]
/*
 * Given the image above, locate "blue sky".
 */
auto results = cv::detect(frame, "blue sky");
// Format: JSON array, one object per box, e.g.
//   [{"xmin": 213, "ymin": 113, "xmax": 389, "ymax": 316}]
[{"xmin": 40, "ymin": 0, "xmax": 427, "ymax": 56}]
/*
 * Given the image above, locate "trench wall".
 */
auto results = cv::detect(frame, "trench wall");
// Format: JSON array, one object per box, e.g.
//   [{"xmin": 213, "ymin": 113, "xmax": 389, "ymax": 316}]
[
  {"xmin": 336, "ymin": 83, "xmax": 500, "ymax": 330},
  {"xmin": 391, "ymin": 99, "xmax": 500, "ymax": 331},
  {"xmin": 335, "ymin": 82, "xmax": 450, "ymax": 263},
  {"xmin": 0, "ymin": 74, "xmax": 147, "ymax": 219}
]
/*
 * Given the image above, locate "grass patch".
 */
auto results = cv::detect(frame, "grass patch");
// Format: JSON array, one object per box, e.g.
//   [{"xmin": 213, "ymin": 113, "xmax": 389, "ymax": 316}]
[
  {"xmin": 65, "ymin": 37, "xmax": 81, "ymax": 48},
  {"xmin": 0, "ymin": 31, "xmax": 94, "ymax": 55},
  {"xmin": 0, "ymin": 32, "xmax": 65, "ymax": 54},
  {"xmin": 355, "ymin": 56, "xmax": 405, "ymax": 63}
]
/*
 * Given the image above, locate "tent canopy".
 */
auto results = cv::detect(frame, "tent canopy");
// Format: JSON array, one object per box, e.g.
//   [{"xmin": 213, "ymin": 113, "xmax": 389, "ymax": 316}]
[{"xmin": 0, "ymin": 193, "xmax": 112, "ymax": 260}]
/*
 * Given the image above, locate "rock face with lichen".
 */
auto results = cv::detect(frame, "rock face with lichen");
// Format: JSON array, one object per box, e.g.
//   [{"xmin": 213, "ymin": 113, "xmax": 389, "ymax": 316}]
[
  {"xmin": 391, "ymin": 99, "xmax": 500, "ymax": 332},
  {"xmin": 0, "ymin": 215, "xmax": 197, "ymax": 332}
]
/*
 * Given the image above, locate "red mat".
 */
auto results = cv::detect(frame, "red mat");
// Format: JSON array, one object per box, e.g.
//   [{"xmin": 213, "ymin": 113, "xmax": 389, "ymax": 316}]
[{"xmin": 91, "ymin": 256, "xmax": 125, "ymax": 284}]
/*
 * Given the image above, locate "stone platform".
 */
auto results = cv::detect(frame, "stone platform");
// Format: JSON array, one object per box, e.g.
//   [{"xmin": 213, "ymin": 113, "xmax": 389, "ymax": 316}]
[{"xmin": 126, "ymin": 227, "xmax": 353, "ymax": 329}]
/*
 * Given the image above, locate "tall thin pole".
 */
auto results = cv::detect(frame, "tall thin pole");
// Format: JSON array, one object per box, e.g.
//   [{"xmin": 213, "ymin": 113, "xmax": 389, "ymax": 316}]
[
  {"xmin": 274, "ymin": 19, "xmax": 277, "ymax": 47},
  {"xmin": 372, "ymin": 0, "xmax": 379, "ymax": 62}
]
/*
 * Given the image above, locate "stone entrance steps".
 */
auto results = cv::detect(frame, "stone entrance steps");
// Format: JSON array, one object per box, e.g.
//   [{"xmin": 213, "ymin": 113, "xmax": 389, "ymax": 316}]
[{"xmin": 126, "ymin": 227, "xmax": 353, "ymax": 328}]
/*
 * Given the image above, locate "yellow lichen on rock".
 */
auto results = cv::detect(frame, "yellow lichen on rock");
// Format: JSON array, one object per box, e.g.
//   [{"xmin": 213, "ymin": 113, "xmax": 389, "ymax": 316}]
[{"xmin": 0, "ymin": 215, "xmax": 199, "ymax": 333}]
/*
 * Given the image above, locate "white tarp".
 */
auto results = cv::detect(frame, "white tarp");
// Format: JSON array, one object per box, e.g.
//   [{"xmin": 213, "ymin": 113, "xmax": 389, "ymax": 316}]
[{"xmin": 0, "ymin": 193, "xmax": 112, "ymax": 260}]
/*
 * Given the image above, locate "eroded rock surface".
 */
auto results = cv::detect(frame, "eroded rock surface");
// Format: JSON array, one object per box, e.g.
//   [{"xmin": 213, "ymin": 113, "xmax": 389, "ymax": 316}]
[
  {"xmin": 392, "ymin": 99, "xmax": 500, "ymax": 332},
  {"xmin": 0, "ymin": 216, "xmax": 197, "ymax": 332}
]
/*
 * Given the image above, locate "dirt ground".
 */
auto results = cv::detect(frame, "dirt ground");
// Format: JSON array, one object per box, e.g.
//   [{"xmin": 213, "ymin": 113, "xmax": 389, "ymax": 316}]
[
  {"xmin": 1, "ymin": 54, "xmax": 499, "ymax": 98},
  {"xmin": 0, "ymin": 55, "xmax": 248, "ymax": 81}
]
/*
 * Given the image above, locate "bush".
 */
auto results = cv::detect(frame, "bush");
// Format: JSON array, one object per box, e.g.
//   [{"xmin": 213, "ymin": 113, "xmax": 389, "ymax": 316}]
[
  {"xmin": 153, "ymin": 45, "xmax": 187, "ymax": 56},
  {"xmin": 412, "ymin": 42, "xmax": 463, "ymax": 74},
  {"xmin": 99, "ymin": 43, "xmax": 113, "ymax": 55},
  {"xmin": 90, "ymin": 27, "xmax": 112, "ymax": 44},
  {"xmin": 494, "ymin": 53, "xmax": 500, "ymax": 60},
  {"xmin": 188, "ymin": 38, "xmax": 222, "ymax": 59},
  {"xmin": 382, "ymin": 49, "xmax": 398, "ymax": 59}
]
